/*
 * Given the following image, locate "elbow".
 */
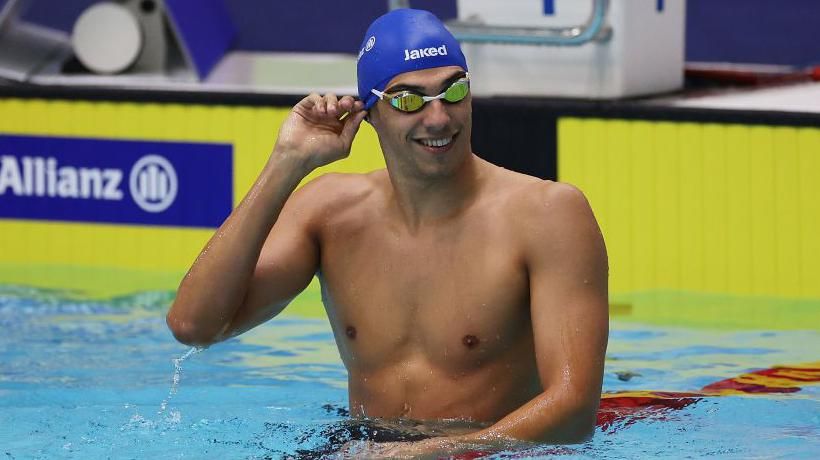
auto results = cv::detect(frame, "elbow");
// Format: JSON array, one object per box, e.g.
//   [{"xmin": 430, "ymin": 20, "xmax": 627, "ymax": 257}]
[
  {"xmin": 535, "ymin": 392, "xmax": 600, "ymax": 444},
  {"xmin": 558, "ymin": 398, "xmax": 599, "ymax": 444},
  {"xmin": 165, "ymin": 309, "xmax": 221, "ymax": 348},
  {"xmin": 562, "ymin": 419, "xmax": 596, "ymax": 444}
]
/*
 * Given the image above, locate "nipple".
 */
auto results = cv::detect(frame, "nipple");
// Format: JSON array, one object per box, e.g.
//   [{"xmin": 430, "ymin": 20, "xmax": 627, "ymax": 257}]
[
  {"xmin": 346, "ymin": 325, "xmax": 357, "ymax": 339},
  {"xmin": 462, "ymin": 334, "xmax": 480, "ymax": 349}
]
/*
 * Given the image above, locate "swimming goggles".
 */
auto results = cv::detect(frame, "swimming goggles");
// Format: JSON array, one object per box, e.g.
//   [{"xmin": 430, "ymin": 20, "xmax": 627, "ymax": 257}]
[{"xmin": 371, "ymin": 74, "xmax": 470, "ymax": 113}]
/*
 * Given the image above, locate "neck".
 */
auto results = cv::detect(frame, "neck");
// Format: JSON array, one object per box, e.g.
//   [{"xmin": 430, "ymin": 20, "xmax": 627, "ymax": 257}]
[{"xmin": 385, "ymin": 153, "xmax": 485, "ymax": 231}]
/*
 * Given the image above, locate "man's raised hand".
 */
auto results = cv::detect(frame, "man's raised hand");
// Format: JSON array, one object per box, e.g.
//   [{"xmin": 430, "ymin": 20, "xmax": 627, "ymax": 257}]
[{"xmin": 273, "ymin": 93, "xmax": 368, "ymax": 171}]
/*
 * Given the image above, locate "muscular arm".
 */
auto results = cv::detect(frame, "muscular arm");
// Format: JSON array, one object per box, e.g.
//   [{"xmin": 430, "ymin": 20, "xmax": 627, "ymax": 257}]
[
  {"xmin": 470, "ymin": 182, "xmax": 609, "ymax": 443},
  {"xmin": 166, "ymin": 94, "xmax": 367, "ymax": 347}
]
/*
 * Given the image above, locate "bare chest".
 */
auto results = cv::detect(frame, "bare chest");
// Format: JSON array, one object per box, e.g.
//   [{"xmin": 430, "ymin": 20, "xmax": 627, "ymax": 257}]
[{"xmin": 317, "ymin": 220, "xmax": 531, "ymax": 374}]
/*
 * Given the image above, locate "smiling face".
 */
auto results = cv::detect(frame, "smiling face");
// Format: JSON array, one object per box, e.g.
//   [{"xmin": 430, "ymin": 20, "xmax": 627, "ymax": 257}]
[{"xmin": 368, "ymin": 66, "xmax": 473, "ymax": 181}]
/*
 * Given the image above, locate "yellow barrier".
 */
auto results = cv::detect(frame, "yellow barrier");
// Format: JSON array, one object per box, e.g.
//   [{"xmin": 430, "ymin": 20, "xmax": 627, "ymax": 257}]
[{"xmin": 559, "ymin": 118, "xmax": 820, "ymax": 328}]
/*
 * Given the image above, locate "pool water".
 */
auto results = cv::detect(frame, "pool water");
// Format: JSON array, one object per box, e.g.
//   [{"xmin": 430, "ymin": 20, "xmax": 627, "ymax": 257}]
[{"xmin": 1, "ymin": 285, "xmax": 818, "ymax": 459}]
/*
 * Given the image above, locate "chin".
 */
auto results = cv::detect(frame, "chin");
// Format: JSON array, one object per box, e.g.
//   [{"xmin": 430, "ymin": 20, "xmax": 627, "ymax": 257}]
[{"xmin": 415, "ymin": 147, "xmax": 470, "ymax": 179}]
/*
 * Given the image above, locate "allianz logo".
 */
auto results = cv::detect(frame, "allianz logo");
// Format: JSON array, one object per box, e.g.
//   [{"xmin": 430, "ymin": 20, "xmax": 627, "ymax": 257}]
[{"xmin": 0, "ymin": 154, "xmax": 178, "ymax": 213}]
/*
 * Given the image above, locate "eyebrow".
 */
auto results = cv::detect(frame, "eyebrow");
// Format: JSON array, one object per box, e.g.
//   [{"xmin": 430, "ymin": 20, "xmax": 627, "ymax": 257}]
[{"xmin": 384, "ymin": 71, "xmax": 467, "ymax": 95}]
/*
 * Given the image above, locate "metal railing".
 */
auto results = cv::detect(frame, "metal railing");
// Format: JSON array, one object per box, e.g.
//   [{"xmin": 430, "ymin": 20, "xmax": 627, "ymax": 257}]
[{"xmin": 388, "ymin": 0, "xmax": 612, "ymax": 46}]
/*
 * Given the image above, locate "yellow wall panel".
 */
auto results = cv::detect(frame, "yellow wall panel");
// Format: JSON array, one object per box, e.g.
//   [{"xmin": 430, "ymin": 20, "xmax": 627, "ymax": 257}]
[
  {"xmin": 558, "ymin": 117, "xmax": 820, "ymax": 304},
  {"xmin": 748, "ymin": 127, "xmax": 777, "ymax": 295},
  {"xmin": 700, "ymin": 123, "xmax": 729, "ymax": 293},
  {"xmin": 724, "ymin": 125, "xmax": 753, "ymax": 294},
  {"xmin": 798, "ymin": 129, "xmax": 820, "ymax": 297},
  {"xmin": 653, "ymin": 122, "xmax": 681, "ymax": 291},
  {"xmin": 604, "ymin": 120, "xmax": 633, "ymax": 294},
  {"xmin": 772, "ymin": 128, "xmax": 802, "ymax": 297},
  {"xmin": 677, "ymin": 123, "xmax": 705, "ymax": 292},
  {"xmin": 628, "ymin": 121, "xmax": 658, "ymax": 294}
]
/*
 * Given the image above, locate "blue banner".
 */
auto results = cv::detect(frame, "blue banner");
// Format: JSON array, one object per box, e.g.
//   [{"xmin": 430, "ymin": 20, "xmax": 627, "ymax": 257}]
[{"xmin": 0, "ymin": 135, "xmax": 233, "ymax": 228}]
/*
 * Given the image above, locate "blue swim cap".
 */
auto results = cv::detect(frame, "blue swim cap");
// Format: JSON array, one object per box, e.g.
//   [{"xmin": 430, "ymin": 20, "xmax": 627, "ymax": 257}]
[{"xmin": 357, "ymin": 9, "xmax": 468, "ymax": 110}]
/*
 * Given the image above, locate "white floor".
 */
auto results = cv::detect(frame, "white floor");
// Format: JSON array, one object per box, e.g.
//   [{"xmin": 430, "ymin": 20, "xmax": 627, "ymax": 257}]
[{"xmin": 662, "ymin": 81, "xmax": 820, "ymax": 114}]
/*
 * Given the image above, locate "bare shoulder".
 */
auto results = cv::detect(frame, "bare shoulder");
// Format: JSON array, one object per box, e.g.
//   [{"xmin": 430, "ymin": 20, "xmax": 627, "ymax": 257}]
[
  {"xmin": 484, "ymin": 165, "xmax": 592, "ymax": 224},
  {"xmin": 287, "ymin": 169, "xmax": 386, "ymax": 226},
  {"xmin": 527, "ymin": 180, "xmax": 593, "ymax": 221},
  {"xmin": 507, "ymin": 176, "xmax": 595, "ymax": 225},
  {"xmin": 490, "ymin": 171, "xmax": 602, "ymax": 257},
  {"xmin": 295, "ymin": 170, "xmax": 380, "ymax": 202}
]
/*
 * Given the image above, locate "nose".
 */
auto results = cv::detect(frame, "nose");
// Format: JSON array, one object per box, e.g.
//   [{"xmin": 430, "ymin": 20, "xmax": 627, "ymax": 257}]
[{"xmin": 421, "ymin": 99, "xmax": 451, "ymax": 131}]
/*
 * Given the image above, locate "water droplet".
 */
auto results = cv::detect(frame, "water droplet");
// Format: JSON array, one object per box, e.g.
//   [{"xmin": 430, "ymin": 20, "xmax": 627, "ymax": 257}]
[{"xmin": 158, "ymin": 346, "xmax": 201, "ymax": 416}]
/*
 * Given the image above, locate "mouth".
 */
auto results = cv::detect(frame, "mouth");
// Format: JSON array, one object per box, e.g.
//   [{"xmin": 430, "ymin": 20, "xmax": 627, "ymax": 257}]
[{"xmin": 413, "ymin": 133, "xmax": 458, "ymax": 153}]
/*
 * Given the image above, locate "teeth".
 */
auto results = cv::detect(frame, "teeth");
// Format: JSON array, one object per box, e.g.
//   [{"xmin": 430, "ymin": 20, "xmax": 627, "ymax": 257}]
[{"xmin": 419, "ymin": 137, "xmax": 453, "ymax": 148}]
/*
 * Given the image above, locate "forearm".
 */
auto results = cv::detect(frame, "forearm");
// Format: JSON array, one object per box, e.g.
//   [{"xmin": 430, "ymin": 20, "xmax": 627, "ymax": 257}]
[
  {"xmin": 167, "ymin": 152, "xmax": 311, "ymax": 346},
  {"xmin": 369, "ymin": 392, "xmax": 598, "ymax": 459},
  {"xmin": 465, "ymin": 388, "xmax": 599, "ymax": 444}
]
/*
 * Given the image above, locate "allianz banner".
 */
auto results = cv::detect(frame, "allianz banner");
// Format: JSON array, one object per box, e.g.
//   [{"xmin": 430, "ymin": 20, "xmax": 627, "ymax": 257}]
[{"xmin": 0, "ymin": 135, "xmax": 233, "ymax": 228}]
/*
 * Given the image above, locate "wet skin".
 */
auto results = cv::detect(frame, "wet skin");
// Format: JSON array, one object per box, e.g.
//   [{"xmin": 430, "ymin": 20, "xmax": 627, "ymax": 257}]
[
  {"xmin": 316, "ymin": 165, "xmax": 546, "ymax": 422},
  {"xmin": 168, "ymin": 66, "xmax": 609, "ymax": 445}
]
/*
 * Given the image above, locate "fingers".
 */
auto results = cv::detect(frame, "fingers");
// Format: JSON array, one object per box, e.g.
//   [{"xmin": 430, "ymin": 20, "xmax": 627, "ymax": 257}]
[
  {"xmin": 297, "ymin": 93, "xmax": 335, "ymax": 117},
  {"xmin": 337, "ymin": 95, "xmax": 362, "ymax": 112},
  {"xmin": 320, "ymin": 93, "xmax": 361, "ymax": 119},
  {"xmin": 340, "ymin": 108, "xmax": 368, "ymax": 146},
  {"xmin": 296, "ymin": 92, "xmax": 320, "ymax": 111},
  {"xmin": 338, "ymin": 97, "xmax": 366, "ymax": 122},
  {"xmin": 324, "ymin": 93, "xmax": 338, "ymax": 117},
  {"xmin": 310, "ymin": 93, "xmax": 329, "ymax": 116},
  {"xmin": 297, "ymin": 93, "xmax": 366, "ymax": 126}
]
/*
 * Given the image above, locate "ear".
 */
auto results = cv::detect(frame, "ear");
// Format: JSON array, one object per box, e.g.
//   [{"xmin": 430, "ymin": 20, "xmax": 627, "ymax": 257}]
[{"xmin": 365, "ymin": 104, "xmax": 379, "ymax": 126}]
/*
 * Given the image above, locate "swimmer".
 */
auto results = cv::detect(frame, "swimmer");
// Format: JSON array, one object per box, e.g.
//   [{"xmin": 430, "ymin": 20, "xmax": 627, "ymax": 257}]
[{"xmin": 167, "ymin": 8, "xmax": 608, "ymax": 457}]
